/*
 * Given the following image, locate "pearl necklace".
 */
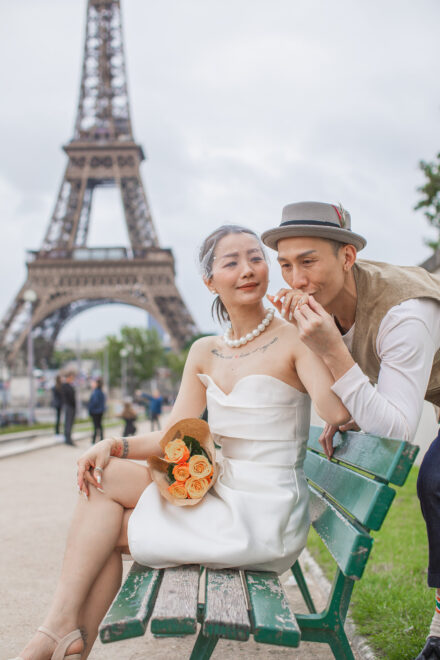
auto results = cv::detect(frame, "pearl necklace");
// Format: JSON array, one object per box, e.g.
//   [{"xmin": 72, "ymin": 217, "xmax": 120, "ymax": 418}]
[{"xmin": 223, "ymin": 308, "xmax": 275, "ymax": 348}]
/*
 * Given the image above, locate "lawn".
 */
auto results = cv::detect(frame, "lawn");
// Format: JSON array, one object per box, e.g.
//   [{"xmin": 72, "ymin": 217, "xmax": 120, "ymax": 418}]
[{"xmin": 307, "ymin": 467, "xmax": 431, "ymax": 660}]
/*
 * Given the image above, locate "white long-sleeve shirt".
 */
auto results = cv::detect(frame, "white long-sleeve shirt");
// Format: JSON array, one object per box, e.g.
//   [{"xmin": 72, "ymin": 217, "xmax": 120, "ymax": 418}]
[{"xmin": 331, "ymin": 298, "xmax": 440, "ymax": 442}]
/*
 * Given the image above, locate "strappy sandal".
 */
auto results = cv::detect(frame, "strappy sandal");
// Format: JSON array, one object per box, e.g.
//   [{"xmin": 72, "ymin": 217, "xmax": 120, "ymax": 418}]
[{"xmin": 9, "ymin": 625, "xmax": 82, "ymax": 660}]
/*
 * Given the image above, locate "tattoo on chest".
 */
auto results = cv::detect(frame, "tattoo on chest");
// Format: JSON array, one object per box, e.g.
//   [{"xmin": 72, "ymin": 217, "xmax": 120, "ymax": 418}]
[{"xmin": 212, "ymin": 336, "xmax": 279, "ymax": 359}]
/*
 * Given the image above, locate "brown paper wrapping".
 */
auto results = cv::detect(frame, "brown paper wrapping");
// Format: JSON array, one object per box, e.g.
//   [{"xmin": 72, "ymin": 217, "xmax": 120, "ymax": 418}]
[{"xmin": 148, "ymin": 418, "xmax": 218, "ymax": 507}]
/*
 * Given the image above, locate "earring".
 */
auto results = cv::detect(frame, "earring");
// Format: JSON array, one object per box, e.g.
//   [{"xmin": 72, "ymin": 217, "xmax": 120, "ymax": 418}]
[{"xmin": 210, "ymin": 289, "xmax": 217, "ymax": 294}]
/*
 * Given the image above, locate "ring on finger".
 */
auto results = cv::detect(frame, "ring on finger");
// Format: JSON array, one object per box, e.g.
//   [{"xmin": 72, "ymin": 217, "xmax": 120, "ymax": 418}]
[{"xmin": 94, "ymin": 467, "xmax": 103, "ymax": 473}]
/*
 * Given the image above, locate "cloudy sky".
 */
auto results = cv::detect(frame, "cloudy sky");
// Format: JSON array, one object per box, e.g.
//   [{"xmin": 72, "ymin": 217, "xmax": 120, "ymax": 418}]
[{"xmin": 1, "ymin": 0, "xmax": 439, "ymax": 344}]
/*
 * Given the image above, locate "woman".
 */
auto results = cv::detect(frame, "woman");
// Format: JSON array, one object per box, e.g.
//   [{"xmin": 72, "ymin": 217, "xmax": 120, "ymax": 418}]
[
  {"xmin": 87, "ymin": 378, "xmax": 106, "ymax": 444},
  {"xmin": 50, "ymin": 374, "xmax": 63, "ymax": 436},
  {"xmin": 118, "ymin": 399, "xmax": 137, "ymax": 436},
  {"xmin": 12, "ymin": 225, "xmax": 349, "ymax": 660}
]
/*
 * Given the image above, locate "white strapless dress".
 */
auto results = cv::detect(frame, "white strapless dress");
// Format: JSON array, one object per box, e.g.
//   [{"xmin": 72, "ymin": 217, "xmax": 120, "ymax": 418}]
[{"xmin": 128, "ymin": 374, "xmax": 311, "ymax": 575}]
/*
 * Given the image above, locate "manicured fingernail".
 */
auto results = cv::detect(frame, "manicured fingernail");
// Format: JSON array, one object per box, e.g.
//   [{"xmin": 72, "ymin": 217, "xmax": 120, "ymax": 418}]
[
  {"xmin": 289, "ymin": 311, "xmax": 293, "ymax": 320},
  {"xmin": 95, "ymin": 472, "xmax": 101, "ymax": 484},
  {"xmin": 97, "ymin": 487, "xmax": 105, "ymax": 494},
  {"xmin": 273, "ymin": 295, "xmax": 279, "ymax": 302},
  {"xmin": 281, "ymin": 308, "xmax": 286, "ymax": 317},
  {"xmin": 82, "ymin": 491, "xmax": 88, "ymax": 500}
]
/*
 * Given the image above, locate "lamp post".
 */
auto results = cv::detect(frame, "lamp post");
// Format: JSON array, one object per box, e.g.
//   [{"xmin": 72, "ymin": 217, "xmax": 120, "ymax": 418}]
[
  {"xmin": 103, "ymin": 344, "xmax": 110, "ymax": 393},
  {"xmin": 23, "ymin": 289, "xmax": 37, "ymax": 424},
  {"xmin": 120, "ymin": 347, "xmax": 128, "ymax": 398}
]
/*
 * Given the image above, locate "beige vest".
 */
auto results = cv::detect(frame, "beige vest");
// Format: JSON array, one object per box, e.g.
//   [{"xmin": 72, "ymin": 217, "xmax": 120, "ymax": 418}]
[{"xmin": 351, "ymin": 259, "xmax": 440, "ymax": 406}]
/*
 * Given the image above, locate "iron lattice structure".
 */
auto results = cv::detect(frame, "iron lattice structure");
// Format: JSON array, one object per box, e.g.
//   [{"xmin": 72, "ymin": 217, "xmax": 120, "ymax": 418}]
[{"xmin": 1, "ymin": 0, "xmax": 197, "ymax": 367}]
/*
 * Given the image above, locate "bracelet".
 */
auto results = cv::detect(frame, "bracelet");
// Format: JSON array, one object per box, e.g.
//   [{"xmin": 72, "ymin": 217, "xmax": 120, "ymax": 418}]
[{"xmin": 110, "ymin": 437, "xmax": 129, "ymax": 459}]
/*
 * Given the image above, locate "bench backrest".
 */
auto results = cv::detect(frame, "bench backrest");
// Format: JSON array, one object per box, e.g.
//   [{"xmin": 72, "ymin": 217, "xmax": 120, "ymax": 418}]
[{"xmin": 304, "ymin": 426, "xmax": 419, "ymax": 580}]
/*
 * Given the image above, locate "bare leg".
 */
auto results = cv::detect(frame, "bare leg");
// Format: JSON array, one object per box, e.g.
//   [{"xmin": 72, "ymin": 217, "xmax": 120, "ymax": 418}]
[
  {"xmin": 17, "ymin": 459, "xmax": 150, "ymax": 660},
  {"xmin": 78, "ymin": 510, "xmax": 133, "ymax": 659}
]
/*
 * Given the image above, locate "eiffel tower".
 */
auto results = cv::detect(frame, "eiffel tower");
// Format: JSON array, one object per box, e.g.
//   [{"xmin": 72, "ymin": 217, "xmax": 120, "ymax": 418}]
[{"xmin": 0, "ymin": 0, "xmax": 197, "ymax": 367}]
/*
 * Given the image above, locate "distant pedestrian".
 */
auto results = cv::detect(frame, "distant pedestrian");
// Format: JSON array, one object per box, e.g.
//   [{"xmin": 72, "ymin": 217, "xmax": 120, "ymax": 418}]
[
  {"xmin": 51, "ymin": 374, "xmax": 63, "ymax": 436},
  {"xmin": 61, "ymin": 371, "xmax": 76, "ymax": 446},
  {"xmin": 88, "ymin": 377, "xmax": 106, "ymax": 444},
  {"xmin": 119, "ymin": 399, "xmax": 137, "ymax": 436},
  {"xmin": 137, "ymin": 388, "xmax": 163, "ymax": 431}
]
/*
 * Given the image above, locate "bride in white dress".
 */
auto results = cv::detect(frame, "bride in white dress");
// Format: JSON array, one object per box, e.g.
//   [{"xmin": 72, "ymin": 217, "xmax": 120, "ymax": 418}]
[{"xmin": 12, "ymin": 225, "xmax": 349, "ymax": 660}]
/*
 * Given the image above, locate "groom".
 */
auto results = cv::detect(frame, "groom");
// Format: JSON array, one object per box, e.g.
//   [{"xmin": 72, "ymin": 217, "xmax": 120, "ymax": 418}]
[{"xmin": 262, "ymin": 201, "xmax": 440, "ymax": 660}]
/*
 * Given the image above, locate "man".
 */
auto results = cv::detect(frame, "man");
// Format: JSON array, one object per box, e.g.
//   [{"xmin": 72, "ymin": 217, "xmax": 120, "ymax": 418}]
[
  {"xmin": 261, "ymin": 201, "xmax": 440, "ymax": 660},
  {"xmin": 88, "ymin": 377, "xmax": 106, "ymax": 444},
  {"xmin": 135, "ymin": 388, "xmax": 163, "ymax": 431},
  {"xmin": 61, "ymin": 371, "xmax": 77, "ymax": 446}
]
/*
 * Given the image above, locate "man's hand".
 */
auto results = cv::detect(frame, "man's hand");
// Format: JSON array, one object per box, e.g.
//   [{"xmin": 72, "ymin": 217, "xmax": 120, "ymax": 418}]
[
  {"xmin": 318, "ymin": 424, "xmax": 338, "ymax": 458},
  {"xmin": 292, "ymin": 295, "xmax": 342, "ymax": 357},
  {"xmin": 267, "ymin": 289, "xmax": 342, "ymax": 354},
  {"xmin": 319, "ymin": 420, "xmax": 360, "ymax": 458},
  {"xmin": 339, "ymin": 419, "xmax": 360, "ymax": 433}
]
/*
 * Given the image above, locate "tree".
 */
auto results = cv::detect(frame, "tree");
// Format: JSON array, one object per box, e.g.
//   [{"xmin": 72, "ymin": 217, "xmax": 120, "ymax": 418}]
[
  {"xmin": 120, "ymin": 326, "xmax": 165, "ymax": 387},
  {"xmin": 415, "ymin": 153, "xmax": 440, "ymax": 250},
  {"xmin": 166, "ymin": 333, "xmax": 215, "ymax": 384},
  {"xmin": 100, "ymin": 327, "xmax": 166, "ymax": 391},
  {"xmin": 166, "ymin": 350, "xmax": 188, "ymax": 384}
]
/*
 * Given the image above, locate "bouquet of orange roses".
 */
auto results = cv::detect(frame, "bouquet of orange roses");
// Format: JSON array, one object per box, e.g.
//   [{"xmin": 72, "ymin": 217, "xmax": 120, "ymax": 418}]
[{"xmin": 148, "ymin": 418, "xmax": 218, "ymax": 506}]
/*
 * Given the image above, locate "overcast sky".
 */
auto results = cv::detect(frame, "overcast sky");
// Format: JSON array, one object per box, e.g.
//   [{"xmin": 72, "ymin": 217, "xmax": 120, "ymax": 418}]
[{"xmin": 1, "ymin": 0, "xmax": 440, "ymax": 344}]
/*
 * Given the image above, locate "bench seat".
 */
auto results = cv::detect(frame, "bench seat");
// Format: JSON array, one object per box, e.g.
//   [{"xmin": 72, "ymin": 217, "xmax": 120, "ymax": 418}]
[
  {"xmin": 100, "ymin": 563, "xmax": 301, "ymax": 656},
  {"xmin": 99, "ymin": 425, "xmax": 419, "ymax": 659}
]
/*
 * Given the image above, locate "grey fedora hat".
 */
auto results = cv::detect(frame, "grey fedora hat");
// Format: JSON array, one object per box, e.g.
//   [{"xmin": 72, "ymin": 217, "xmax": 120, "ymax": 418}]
[{"xmin": 261, "ymin": 201, "xmax": 367, "ymax": 251}]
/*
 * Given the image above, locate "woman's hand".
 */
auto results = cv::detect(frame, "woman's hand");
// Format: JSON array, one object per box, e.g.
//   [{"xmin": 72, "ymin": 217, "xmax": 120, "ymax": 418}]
[
  {"xmin": 77, "ymin": 438, "xmax": 112, "ymax": 497},
  {"xmin": 267, "ymin": 289, "xmax": 309, "ymax": 321}
]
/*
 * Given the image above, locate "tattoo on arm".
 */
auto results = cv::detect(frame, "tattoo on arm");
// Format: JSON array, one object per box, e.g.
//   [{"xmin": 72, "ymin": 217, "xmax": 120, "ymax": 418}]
[{"xmin": 110, "ymin": 437, "xmax": 129, "ymax": 458}]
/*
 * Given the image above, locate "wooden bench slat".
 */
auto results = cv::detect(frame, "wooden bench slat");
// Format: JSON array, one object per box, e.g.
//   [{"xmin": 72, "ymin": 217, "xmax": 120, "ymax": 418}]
[
  {"xmin": 245, "ymin": 570, "xmax": 300, "ymax": 647},
  {"xmin": 150, "ymin": 565, "xmax": 200, "ymax": 635},
  {"xmin": 309, "ymin": 485, "xmax": 373, "ymax": 580},
  {"xmin": 203, "ymin": 568, "xmax": 251, "ymax": 641},
  {"xmin": 305, "ymin": 450, "xmax": 396, "ymax": 530},
  {"xmin": 308, "ymin": 425, "xmax": 419, "ymax": 485},
  {"xmin": 99, "ymin": 563, "xmax": 162, "ymax": 643}
]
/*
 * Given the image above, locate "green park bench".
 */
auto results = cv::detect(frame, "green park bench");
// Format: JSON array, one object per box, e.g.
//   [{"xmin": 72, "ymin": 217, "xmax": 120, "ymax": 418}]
[{"xmin": 98, "ymin": 425, "xmax": 419, "ymax": 659}]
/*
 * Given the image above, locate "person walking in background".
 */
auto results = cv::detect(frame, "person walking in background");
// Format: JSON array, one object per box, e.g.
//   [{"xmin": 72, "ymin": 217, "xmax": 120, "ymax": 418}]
[
  {"xmin": 88, "ymin": 377, "xmax": 106, "ymax": 444},
  {"xmin": 51, "ymin": 374, "xmax": 63, "ymax": 436},
  {"xmin": 61, "ymin": 371, "xmax": 77, "ymax": 446},
  {"xmin": 136, "ymin": 389, "xmax": 163, "ymax": 431},
  {"xmin": 148, "ymin": 389, "xmax": 163, "ymax": 431},
  {"xmin": 119, "ymin": 399, "xmax": 137, "ymax": 436}
]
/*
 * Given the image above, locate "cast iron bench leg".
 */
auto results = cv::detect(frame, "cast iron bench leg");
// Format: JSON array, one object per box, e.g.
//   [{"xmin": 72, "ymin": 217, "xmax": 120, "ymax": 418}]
[
  {"xmin": 296, "ymin": 569, "xmax": 355, "ymax": 660},
  {"xmin": 189, "ymin": 630, "xmax": 219, "ymax": 659},
  {"xmin": 291, "ymin": 560, "xmax": 317, "ymax": 613}
]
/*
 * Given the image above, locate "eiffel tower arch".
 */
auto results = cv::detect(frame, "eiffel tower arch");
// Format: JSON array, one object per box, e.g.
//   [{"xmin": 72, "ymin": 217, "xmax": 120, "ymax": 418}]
[{"xmin": 0, "ymin": 0, "xmax": 197, "ymax": 368}]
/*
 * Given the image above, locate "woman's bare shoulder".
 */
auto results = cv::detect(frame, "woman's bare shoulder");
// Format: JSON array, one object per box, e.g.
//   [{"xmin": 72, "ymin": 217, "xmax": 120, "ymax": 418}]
[
  {"xmin": 188, "ymin": 335, "xmax": 220, "ymax": 359},
  {"xmin": 273, "ymin": 318, "xmax": 302, "ymax": 344}
]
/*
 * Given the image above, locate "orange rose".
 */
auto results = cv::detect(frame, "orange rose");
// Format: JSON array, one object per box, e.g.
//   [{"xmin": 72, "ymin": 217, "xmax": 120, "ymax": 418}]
[
  {"xmin": 164, "ymin": 439, "xmax": 190, "ymax": 464},
  {"xmin": 167, "ymin": 481, "xmax": 188, "ymax": 499},
  {"xmin": 186, "ymin": 476, "xmax": 210, "ymax": 499},
  {"xmin": 172, "ymin": 463, "xmax": 190, "ymax": 482},
  {"xmin": 188, "ymin": 454, "xmax": 213, "ymax": 479}
]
